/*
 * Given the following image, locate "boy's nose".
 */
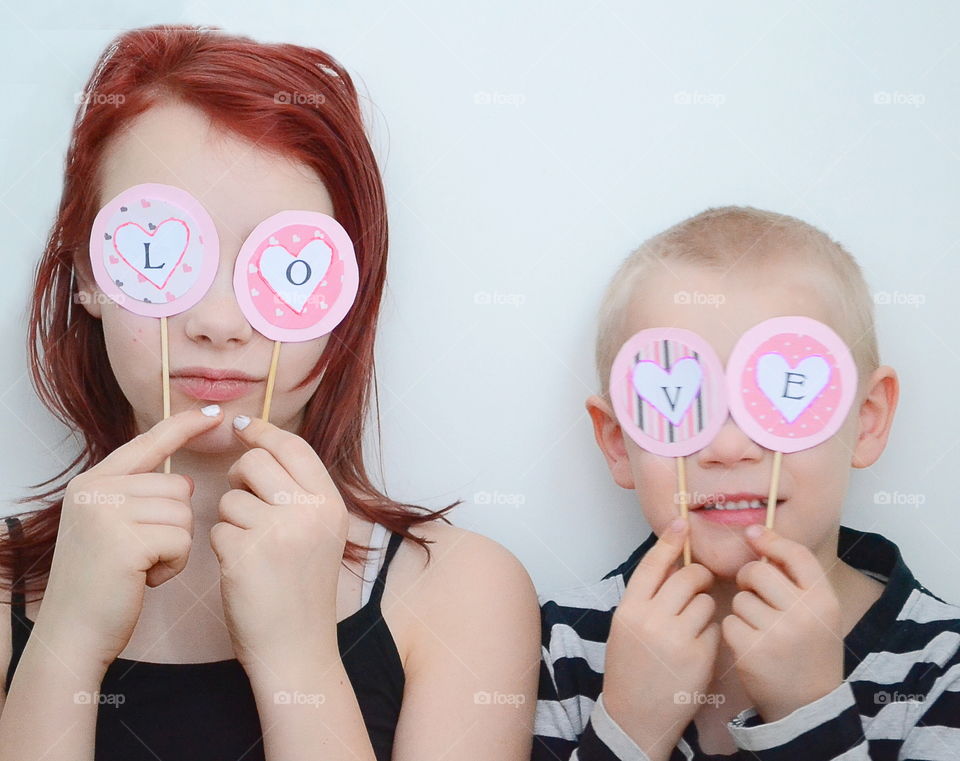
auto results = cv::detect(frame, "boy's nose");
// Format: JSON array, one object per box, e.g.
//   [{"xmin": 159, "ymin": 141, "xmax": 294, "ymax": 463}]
[{"xmin": 696, "ymin": 415, "xmax": 765, "ymax": 468}]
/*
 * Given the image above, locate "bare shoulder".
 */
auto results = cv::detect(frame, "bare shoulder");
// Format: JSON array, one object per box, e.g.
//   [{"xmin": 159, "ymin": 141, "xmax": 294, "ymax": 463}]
[
  {"xmin": 383, "ymin": 521, "xmax": 539, "ymax": 666},
  {"xmin": 393, "ymin": 520, "xmax": 534, "ymax": 596}
]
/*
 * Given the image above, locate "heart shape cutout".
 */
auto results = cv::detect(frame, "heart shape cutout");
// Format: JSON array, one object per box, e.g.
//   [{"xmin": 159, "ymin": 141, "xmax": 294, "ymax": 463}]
[
  {"xmin": 258, "ymin": 238, "xmax": 333, "ymax": 314},
  {"xmin": 112, "ymin": 219, "xmax": 189, "ymax": 290},
  {"xmin": 632, "ymin": 357, "xmax": 703, "ymax": 426},
  {"xmin": 755, "ymin": 353, "xmax": 830, "ymax": 423}
]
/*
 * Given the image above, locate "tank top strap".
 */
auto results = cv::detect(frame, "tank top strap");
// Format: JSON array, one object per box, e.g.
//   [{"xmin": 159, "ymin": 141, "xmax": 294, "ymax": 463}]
[
  {"xmin": 367, "ymin": 529, "xmax": 403, "ymax": 608},
  {"xmin": 4, "ymin": 516, "xmax": 29, "ymax": 661}
]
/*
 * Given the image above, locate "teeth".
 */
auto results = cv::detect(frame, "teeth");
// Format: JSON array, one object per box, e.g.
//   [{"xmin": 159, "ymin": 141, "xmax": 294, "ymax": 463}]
[{"xmin": 701, "ymin": 499, "xmax": 765, "ymax": 511}]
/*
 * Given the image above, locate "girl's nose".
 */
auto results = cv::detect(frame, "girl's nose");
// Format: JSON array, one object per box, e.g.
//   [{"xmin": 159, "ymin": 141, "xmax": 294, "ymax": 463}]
[{"xmin": 180, "ymin": 276, "xmax": 255, "ymax": 348}]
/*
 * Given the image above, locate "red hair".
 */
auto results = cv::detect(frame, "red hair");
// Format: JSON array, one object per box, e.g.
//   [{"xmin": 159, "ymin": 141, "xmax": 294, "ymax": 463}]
[{"xmin": 2, "ymin": 24, "xmax": 456, "ymax": 599}]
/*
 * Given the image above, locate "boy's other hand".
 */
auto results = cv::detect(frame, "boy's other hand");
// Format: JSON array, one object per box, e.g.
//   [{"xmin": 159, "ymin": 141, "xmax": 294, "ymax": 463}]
[
  {"xmin": 603, "ymin": 518, "xmax": 720, "ymax": 761},
  {"xmin": 722, "ymin": 525, "xmax": 844, "ymax": 723}
]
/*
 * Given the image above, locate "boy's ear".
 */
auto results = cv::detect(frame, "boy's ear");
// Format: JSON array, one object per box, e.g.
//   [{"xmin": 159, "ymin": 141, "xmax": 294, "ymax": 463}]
[
  {"xmin": 73, "ymin": 262, "xmax": 103, "ymax": 319},
  {"xmin": 851, "ymin": 365, "xmax": 899, "ymax": 469},
  {"xmin": 585, "ymin": 394, "xmax": 636, "ymax": 489}
]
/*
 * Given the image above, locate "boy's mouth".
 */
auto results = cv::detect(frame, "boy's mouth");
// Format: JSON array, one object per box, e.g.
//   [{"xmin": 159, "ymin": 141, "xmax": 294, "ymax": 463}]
[{"xmin": 690, "ymin": 492, "xmax": 787, "ymax": 512}]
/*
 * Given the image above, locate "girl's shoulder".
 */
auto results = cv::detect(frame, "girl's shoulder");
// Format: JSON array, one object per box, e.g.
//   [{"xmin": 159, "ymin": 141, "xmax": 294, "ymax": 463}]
[{"xmin": 384, "ymin": 520, "xmax": 538, "ymax": 658}]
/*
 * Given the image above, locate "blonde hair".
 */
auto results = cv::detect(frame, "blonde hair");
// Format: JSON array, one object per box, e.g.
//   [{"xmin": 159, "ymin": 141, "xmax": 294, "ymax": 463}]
[{"xmin": 595, "ymin": 205, "xmax": 880, "ymax": 398}]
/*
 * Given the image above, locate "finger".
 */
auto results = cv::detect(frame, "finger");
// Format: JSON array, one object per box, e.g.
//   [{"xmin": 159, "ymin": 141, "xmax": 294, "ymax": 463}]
[
  {"xmin": 128, "ymin": 498, "xmax": 193, "ymax": 532},
  {"xmin": 744, "ymin": 525, "xmax": 822, "ymax": 589},
  {"xmin": 652, "ymin": 563, "xmax": 714, "ymax": 616},
  {"xmin": 679, "ymin": 592, "xmax": 716, "ymax": 637},
  {"xmin": 218, "ymin": 489, "xmax": 265, "ymax": 530},
  {"xmin": 231, "ymin": 416, "xmax": 328, "ymax": 494},
  {"xmin": 131, "ymin": 524, "xmax": 193, "ymax": 580},
  {"xmin": 226, "ymin": 447, "xmax": 299, "ymax": 504},
  {"xmin": 622, "ymin": 518, "xmax": 689, "ymax": 603},
  {"xmin": 721, "ymin": 613, "xmax": 757, "ymax": 651},
  {"xmin": 93, "ymin": 407, "xmax": 223, "ymax": 477},
  {"xmin": 731, "ymin": 590, "xmax": 773, "ymax": 630},
  {"xmin": 122, "ymin": 473, "xmax": 194, "ymax": 503},
  {"xmin": 736, "ymin": 560, "xmax": 797, "ymax": 610}
]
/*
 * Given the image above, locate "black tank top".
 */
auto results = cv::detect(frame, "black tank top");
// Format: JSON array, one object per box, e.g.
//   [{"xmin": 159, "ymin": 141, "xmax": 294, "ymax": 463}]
[{"xmin": 3, "ymin": 515, "xmax": 406, "ymax": 761}]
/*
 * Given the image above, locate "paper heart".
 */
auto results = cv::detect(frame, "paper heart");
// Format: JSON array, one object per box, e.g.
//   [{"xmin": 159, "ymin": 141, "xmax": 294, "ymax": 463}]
[
  {"xmin": 756, "ymin": 353, "xmax": 830, "ymax": 423},
  {"xmin": 112, "ymin": 219, "xmax": 190, "ymax": 290},
  {"xmin": 109, "ymin": 255, "xmax": 119, "ymax": 264},
  {"xmin": 140, "ymin": 199, "xmax": 151, "ymax": 208},
  {"xmin": 631, "ymin": 357, "xmax": 703, "ymax": 426},
  {"xmin": 182, "ymin": 262, "xmax": 193, "ymax": 273},
  {"xmin": 258, "ymin": 238, "xmax": 333, "ymax": 314}
]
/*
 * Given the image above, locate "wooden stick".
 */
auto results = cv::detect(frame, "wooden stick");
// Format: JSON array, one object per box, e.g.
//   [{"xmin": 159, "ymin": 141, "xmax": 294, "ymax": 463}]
[
  {"xmin": 760, "ymin": 450, "xmax": 783, "ymax": 563},
  {"xmin": 261, "ymin": 340, "xmax": 282, "ymax": 422},
  {"xmin": 677, "ymin": 455, "xmax": 691, "ymax": 566},
  {"xmin": 161, "ymin": 316, "xmax": 171, "ymax": 475}
]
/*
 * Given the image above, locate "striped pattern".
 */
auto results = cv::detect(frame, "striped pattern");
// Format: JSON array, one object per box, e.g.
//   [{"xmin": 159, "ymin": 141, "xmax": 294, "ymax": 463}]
[{"xmin": 533, "ymin": 526, "xmax": 960, "ymax": 760}]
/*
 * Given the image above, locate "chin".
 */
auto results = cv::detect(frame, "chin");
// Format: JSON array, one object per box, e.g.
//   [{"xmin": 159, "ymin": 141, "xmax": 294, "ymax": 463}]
[
  {"xmin": 689, "ymin": 527, "xmax": 759, "ymax": 577},
  {"xmin": 177, "ymin": 422, "xmax": 245, "ymax": 454}
]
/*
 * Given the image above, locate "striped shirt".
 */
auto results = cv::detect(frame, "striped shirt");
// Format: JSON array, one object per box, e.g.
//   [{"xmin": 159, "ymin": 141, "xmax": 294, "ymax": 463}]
[{"xmin": 533, "ymin": 525, "xmax": 960, "ymax": 760}]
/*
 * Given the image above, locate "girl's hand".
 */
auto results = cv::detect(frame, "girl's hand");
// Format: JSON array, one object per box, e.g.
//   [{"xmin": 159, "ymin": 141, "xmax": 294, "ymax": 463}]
[
  {"xmin": 722, "ymin": 525, "xmax": 844, "ymax": 723},
  {"xmin": 211, "ymin": 415, "xmax": 349, "ymax": 675},
  {"xmin": 36, "ymin": 407, "xmax": 223, "ymax": 672}
]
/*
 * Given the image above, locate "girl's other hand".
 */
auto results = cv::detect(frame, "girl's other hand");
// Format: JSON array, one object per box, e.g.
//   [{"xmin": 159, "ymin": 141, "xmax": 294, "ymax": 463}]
[{"xmin": 34, "ymin": 406, "xmax": 223, "ymax": 672}]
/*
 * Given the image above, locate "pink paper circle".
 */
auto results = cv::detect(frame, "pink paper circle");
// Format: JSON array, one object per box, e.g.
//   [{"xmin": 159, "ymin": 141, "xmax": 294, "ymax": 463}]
[
  {"xmin": 609, "ymin": 328, "xmax": 728, "ymax": 457},
  {"xmin": 232, "ymin": 210, "xmax": 359, "ymax": 343},
  {"xmin": 88, "ymin": 183, "xmax": 219, "ymax": 318},
  {"xmin": 726, "ymin": 316, "xmax": 857, "ymax": 453}
]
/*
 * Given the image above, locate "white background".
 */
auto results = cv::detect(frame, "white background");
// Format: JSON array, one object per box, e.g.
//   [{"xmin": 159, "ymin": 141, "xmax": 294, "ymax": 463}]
[{"xmin": 1, "ymin": 2, "xmax": 958, "ymax": 601}]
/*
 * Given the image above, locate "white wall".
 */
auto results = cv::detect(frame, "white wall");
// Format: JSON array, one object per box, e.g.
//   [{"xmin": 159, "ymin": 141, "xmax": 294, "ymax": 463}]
[{"xmin": 1, "ymin": 1, "xmax": 958, "ymax": 601}]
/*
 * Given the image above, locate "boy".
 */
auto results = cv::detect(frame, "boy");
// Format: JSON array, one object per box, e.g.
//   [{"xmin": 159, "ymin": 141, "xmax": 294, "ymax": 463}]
[{"xmin": 533, "ymin": 206, "xmax": 960, "ymax": 760}]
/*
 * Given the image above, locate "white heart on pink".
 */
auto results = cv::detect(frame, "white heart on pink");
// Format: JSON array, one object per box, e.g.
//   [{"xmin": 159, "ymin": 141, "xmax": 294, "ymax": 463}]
[
  {"xmin": 113, "ymin": 220, "xmax": 189, "ymax": 290},
  {"xmin": 631, "ymin": 357, "xmax": 703, "ymax": 426},
  {"xmin": 756, "ymin": 353, "xmax": 830, "ymax": 423},
  {"xmin": 258, "ymin": 238, "xmax": 333, "ymax": 314}
]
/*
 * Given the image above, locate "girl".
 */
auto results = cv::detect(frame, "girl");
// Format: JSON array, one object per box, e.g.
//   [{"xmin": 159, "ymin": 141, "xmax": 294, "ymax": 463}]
[{"xmin": 0, "ymin": 24, "xmax": 539, "ymax": 761}]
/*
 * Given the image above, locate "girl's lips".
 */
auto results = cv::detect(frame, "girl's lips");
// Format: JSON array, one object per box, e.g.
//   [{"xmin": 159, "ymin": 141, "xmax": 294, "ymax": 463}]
[{"xmin": 172, "ymin": 376, "xmax": 259, "ymax": 402}]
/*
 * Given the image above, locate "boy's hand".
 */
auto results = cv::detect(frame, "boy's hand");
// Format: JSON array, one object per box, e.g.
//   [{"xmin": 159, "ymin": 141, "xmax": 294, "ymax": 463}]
[
  {"xmin": 722, "ymin": 525, "xmax": 844, "ymax": 723},
  {"xmin": 603, "ymin": 518, "xmax": 721, "ymax": 761}
]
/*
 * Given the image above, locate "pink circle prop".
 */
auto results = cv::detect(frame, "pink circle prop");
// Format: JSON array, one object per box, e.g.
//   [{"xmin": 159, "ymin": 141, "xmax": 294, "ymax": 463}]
[
  {"xmin": 88, "ymin": 183, "xmax": 219, "ymax": 318},
  {"xmin": 609, "ymin": 328, "xmax": 728, "ymax": 457},
  {"xmin": 233, "ymin": 210, "xmax": 359, "ymax": 343},
  {"xmin": 726, "ymin": 316, "xmax": 857, "ymax": 453}
]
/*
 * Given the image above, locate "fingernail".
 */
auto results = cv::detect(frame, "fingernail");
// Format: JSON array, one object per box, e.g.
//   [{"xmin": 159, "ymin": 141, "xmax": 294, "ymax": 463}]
[
  {"xmin": 669, "ymin": 518, "xmax": 686, "ymax": 533},
  {"xmin": 200, "ymin": 404, "xmax": 221, "ymax": 417},
  {"xmin": 745, "ymin": 524, "xmax": 764, "ymax": 539},
  {"xmin": 233, "ymin": 414, "xmax": 251, "ymax": 431}
]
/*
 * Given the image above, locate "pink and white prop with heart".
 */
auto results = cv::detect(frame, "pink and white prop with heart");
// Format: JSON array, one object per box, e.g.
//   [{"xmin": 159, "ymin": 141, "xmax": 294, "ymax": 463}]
[
  {"xmin": 726, "ymin": 315, "xmax": 857, "ymax": 453},
  {"xmin": 232, "ymin": 210, "xmax": 359, "ymax": 343},
  {"xmin": 89, "ymin": 183, "xmax": 221, "ymax": 473},
  {"xmin": 609, "ymin": 328, "xmax": 728, "ymax": 565},
  {"xmin": 89, "ymin": 183, "xmax": 219, "ymax": 317}
]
